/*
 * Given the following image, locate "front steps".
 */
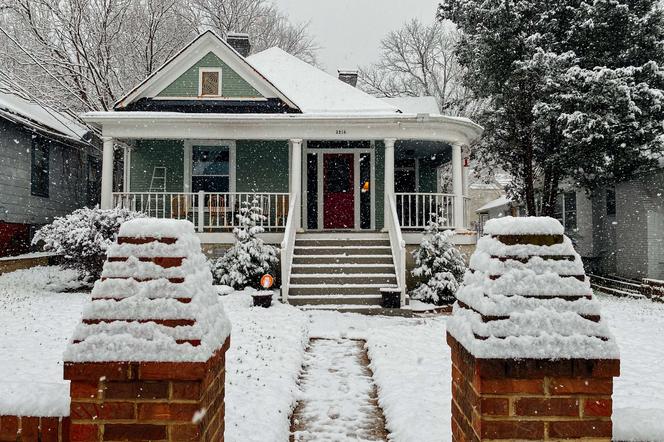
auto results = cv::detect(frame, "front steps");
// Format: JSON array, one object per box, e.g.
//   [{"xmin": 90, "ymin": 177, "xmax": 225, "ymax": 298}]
[{"xmin": 285, "ymin": 233, "xmax": 399, "ymax": 311}]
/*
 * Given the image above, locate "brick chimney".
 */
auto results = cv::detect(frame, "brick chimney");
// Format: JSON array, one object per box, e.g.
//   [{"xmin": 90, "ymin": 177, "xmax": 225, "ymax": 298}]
[
  {"xmin": 338, "ymin": 69, "xmax": 358, "ymax": 87},
  {"xmin": 226, "ymin": 32, "xmax": 251, "ymax": 57}
]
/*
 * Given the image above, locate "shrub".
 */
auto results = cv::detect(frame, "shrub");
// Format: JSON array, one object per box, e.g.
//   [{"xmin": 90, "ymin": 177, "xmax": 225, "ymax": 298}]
[
  {"xmin": 411, "ymin": 212, "xmax": 466, "ymax": 305},
  {"xmin": 32, "ymin": 206, "xmax": 145, "ymax": 281},
  {"xmin": 210, "ymin": 197, "xmax": 279, "ymax": 289}
]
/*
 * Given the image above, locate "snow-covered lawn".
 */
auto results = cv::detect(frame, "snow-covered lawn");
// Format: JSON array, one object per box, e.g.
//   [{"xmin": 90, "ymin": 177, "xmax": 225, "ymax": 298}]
[
  {"xmin": 0, "ymin": 266, "xmax": 663, "ymax": 441},
  {"xmin": 0, "ymin": 266, "xmax": 88, "ymax": 416}
]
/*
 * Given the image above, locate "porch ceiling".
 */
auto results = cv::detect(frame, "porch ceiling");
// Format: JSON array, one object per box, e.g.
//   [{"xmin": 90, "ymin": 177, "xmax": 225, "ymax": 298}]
[{"xmin": 81, "ymin": 112, "xmax": 483, "ymax": 146}]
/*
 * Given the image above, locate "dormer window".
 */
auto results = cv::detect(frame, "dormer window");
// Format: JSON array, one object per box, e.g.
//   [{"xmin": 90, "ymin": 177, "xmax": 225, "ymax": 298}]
[{"xmin": 199, "ymin": 68, "xmax": 222, "ymax": 96}]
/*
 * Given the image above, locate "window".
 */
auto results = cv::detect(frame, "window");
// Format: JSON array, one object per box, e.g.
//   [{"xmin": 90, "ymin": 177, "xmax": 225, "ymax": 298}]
[
  {"xmin": 192, "ymin": 145, "xmax": 230, "ymax": 192},
  {"xmin": 31, "ymin": 140, "xmax": 49, "ymax": 197},
  {"xmin": 606, "ymin": 188, "xmax": 616, "ymax": 216},
  {"xmin": 554, "ymin": 192, "xmax": 577, "ymax": 231},
  {"xmin": 199, "ymin": 68, "xmax": 222, "ymax": 96}
]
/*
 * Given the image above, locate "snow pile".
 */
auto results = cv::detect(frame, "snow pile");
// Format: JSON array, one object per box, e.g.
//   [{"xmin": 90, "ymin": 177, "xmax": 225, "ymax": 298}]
[
  {"xmin": 448, "ymin": 217, "xmax": 619, "ymax": 359},
  {"xmin": 483, "ymin": 215, "xmax": 564, "ymax": 235},
  {"xmin": 64, "ymin": 219, "xmax": 230, "ymax": 362}
]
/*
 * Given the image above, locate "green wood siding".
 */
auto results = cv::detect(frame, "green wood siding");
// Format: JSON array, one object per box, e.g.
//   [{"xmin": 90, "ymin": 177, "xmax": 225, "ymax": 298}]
[
  {"xmin": 130, "ymin": 140, "xmax": 184, "ymax": 192},
  {"xmin": 418, "ymin": 159, "xmax": 438, "ymax": 193},
  {"xmin": 236, "ymin": 140, "xmax": 289, "ymax": 192},
  {"xmin": 158, "ymin": 52, "xmax": 262, "ymax": 98}
]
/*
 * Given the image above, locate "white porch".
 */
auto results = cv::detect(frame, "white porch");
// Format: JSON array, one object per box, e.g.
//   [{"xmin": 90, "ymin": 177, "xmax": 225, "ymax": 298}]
[{"xmin": 86, "ymin": 111, "xmax": 482, "ymax": 306}]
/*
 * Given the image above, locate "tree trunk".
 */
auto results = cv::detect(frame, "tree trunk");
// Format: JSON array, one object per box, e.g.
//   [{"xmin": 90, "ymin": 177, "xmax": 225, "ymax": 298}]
[{"xmin": 523, "ymin": 140, "xmax": 536, "ymax": 215}]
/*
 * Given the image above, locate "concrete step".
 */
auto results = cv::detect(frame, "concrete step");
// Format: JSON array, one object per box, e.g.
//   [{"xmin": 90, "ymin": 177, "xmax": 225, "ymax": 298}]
[
  {"xmin": 291, "ymin": 263, "xmax": 397, "ymax": 274},
  {"xmin": 293, "ymin": 255, "xmax": 394, "ymax": 265},
  {"xmin": 296, "ymin": 232, "xmax": 388, "ymax": 240},
  {"xmin": 293, "ymin": 246, "xmax": 392, "ymax": 256},
  {"xmin": 290, "ymin": 274, "xmax": 397, "ymax": 285},
  {"xmin": 287, "ymin": 294, "xmax": 383, "ymax": 306},
  {"xmin": 295, "ymin": 239, "xmax": 391, "ymax": 247},
  {"xmin": 289, "ymin": 283, "xmax": 397, "ymax": 296},
  {"xmin": 296, "ymin": 304, "xmax": 385, "ymax": 313}
]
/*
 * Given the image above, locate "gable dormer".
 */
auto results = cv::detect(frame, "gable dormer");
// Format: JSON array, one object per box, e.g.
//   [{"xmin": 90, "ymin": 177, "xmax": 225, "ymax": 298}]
[{"xmin": 114, "ymin": 31, "xmax": 299, "ymax": 113}]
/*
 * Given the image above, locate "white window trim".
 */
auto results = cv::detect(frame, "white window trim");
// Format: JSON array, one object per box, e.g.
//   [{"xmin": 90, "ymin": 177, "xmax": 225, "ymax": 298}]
[
  {"xmin": 198, "ymin": 67, "xmax": 223, "ymax": 97},
  {"xmin": 183, "ymin": 140, "xmax": 236, "ymax": 193}
]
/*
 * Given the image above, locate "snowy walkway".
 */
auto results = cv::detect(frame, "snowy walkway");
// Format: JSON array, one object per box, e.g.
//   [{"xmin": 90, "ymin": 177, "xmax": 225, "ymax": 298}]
[{"xmin": 291, "ymin": 338, "xmax": 388, "ymax": 441}]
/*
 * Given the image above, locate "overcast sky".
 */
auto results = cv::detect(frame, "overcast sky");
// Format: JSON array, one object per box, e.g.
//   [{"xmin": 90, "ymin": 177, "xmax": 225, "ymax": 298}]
[{"xmin": 273, "ymin": 0, "xmax": 440, "ymax": 75}]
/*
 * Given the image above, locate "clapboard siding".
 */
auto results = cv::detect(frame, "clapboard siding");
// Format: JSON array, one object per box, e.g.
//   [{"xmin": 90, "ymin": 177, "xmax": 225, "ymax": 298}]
[
  {"xmin": 158, "ymin": 52, "xmax": 261, "ymax": 98},
  {"xmin": 235, "ymin": 140, "xmax": 289, "ymax": 192},
  {"xmin": 0, "ymin": 118, "xmax": 95, "ymax": 225},
  {"xmin": 613, "ymin": 169, "xmax": 664, "ymax": 279}
]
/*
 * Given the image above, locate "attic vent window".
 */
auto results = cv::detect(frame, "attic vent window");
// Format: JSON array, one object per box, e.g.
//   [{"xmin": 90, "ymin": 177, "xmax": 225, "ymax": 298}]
[{"xmin": 199, "ymin": 68, "xmax": 222, "ymax": 96}]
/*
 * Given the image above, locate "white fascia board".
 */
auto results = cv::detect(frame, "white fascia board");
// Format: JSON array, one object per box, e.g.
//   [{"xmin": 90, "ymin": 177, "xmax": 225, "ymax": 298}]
[
  {"xmin": 82, "ymin": 112, "xmax": 483, "ymax": 145},
  {"xmin": 114, "ymin": 31, "xmax": 298, "ymax": 110}
]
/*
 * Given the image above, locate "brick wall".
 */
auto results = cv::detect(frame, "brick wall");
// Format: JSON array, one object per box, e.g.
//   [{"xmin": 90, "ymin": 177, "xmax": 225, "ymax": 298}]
[
  {"xmin": 0, "ymin": 415, "xmax": 69, "ymax": 441},
  {"xmin": 448, "ymin": 334, "xmax": 618, "ymax": 441},
  {"xmin": 64, "ymin": 337, "xmax": 229, "ymax": 442}
]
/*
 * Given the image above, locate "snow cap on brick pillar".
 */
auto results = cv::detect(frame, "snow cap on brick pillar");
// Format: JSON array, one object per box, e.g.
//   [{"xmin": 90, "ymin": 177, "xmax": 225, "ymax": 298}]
[
  {"xmin": 64, "ymin": 219, "xmax": 230, "ymax": 442},
  {"xmin": 447, "ymin": 216, "xmax": 619, "ymax": 442}
]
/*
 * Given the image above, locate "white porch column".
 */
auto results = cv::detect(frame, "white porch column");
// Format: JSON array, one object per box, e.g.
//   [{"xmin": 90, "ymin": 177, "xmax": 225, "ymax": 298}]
[
  {"xmin": 101, "ymin": 137, "xmax": 114, "ymax": 209},
  {"xmin": 290, "ymin": 138, "xmax": 303, "ymax": 229},
  {"xmin": 452, "ymin": 142, "xmax": 464, "ymax": 228},
  {"xmin": 384, "ymin": 138, "xmax": 396, "ymax": 227}
]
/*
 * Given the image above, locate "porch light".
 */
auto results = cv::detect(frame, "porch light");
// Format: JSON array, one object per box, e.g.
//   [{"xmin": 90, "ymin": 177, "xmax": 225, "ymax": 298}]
[{"xmin": 362, "ymin": 180, "xmax": 370, "ymax": 192}]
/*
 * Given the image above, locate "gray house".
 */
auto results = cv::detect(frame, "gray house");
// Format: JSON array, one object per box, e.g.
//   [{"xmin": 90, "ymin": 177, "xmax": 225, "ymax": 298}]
[
  {"xmin": 574, "ymin": 165, "xmax": 664, "ymax": 282},
  {"xmin": 0, "ymin": 86, "xmax": 100, "ymax": 256}
]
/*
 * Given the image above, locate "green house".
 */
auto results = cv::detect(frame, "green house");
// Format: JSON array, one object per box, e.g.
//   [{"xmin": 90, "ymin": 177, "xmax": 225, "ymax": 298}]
[{"xmin": 83, "ymin": 31, "xmax": 482, "ymax": 310}]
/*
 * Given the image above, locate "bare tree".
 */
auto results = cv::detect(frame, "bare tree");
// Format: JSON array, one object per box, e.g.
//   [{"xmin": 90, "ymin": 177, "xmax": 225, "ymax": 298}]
[
  {"xmin": 359, "ymin": 19, "xmax": 475, "ymax": 116},
  {"xmin": 0, "ymin": 0, "xmax": 318, "ymax": 114},
  {"xmin": 184, "ymin": 0, "xmax": 318, "ymax": 64}
]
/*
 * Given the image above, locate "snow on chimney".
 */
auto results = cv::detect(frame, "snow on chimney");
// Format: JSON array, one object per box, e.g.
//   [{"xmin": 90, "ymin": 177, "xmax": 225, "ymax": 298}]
[
  {"xmin": 338, "ymin": 69, "xmax": 358, "ymax": 87},
  {"xmin": 227, "ymin": 32, "xmax": 251, "ymax": 57}
]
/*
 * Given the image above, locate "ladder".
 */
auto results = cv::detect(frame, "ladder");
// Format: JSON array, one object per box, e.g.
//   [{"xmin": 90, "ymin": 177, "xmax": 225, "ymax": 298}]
[
  {"xmin": 149, "ymin": 167, "xmax": 167, "ymax": 192},
  {"xmin": 146, "ymin": 167, "xmax": 167, "ymax": 216}
]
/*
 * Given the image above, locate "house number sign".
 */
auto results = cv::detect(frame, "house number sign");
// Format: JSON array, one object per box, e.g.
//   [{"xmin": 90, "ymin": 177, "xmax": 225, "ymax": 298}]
[{"xmin": 335, "ymin": 129, "xmax": 347, "ymax": 135}]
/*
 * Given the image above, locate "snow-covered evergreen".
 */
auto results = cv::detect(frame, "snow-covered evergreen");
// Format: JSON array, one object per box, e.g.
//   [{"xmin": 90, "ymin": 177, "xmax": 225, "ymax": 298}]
[
  {"xmin": 31, "ymin": 207, "xmax": 145, "ymax": 281},
  {"xmin": 411, "ymin": 213, "xmax": 466, "ymax": 305},
  {"xmin": 210, "ymin": 197, "xmax": 279, "ymax": 289}
]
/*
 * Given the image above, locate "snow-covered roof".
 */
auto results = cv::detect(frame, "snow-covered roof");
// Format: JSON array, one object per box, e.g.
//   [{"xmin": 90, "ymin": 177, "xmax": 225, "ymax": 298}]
[
  {"xmin": 476, "ymin": 196, "xmax": 511, "ymax": 213},
  {"xmin": 382, "ymin": 96, "xmax": 439, "ymax": 114},
  {"xmin": 447, "ymin": 216, "xmax": 619, "ymax": 360},
  {"xmin": 247, "ymin": 48, "xmax": 400, "ymax": 114},
  {"xmin": 0, "ymin": 86, "xmax": 89, "ymax": 141}
]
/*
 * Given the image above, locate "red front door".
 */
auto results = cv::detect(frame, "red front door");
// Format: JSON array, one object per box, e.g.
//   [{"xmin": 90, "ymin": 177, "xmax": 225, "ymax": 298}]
[{"xmin": 323, "ymin": 153, "xmax": 354, "ymax": 229}]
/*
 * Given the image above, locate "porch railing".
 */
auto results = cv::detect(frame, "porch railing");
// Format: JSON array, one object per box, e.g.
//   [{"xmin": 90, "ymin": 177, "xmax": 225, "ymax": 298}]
[
  {"xmin": 395, "ymin": 193, "xmax": 456, "ymax": 229},
  {"xmin": 112, "ymin": 192, "xmax": 290, "ymax": 232},
  {"xmin": 280, "ymin": 192, "xmax": 300, "ymax": 304},
  {"xmin": 386, "ymin": 193, "xmax": 407, "ymax": 305}
]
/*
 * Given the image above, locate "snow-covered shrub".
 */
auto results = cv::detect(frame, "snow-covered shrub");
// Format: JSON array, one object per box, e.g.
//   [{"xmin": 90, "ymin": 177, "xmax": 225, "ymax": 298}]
[
  {"xmin": 32, "ymin": 207, "xmax": 145, "ymax": 281},
  {"xmin": 210, "ymin": 197, "xmax": 279, "ymax": 289},
  {"xmin": 411, "ymin": 213, "xmax": 466, "ymax": 305}
]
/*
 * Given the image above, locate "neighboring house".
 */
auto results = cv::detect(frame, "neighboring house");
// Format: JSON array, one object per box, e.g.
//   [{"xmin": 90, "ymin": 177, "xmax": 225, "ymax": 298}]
[
  {"xmin": 81, "ymin": 31, "xmax": 483, "ymax": 310},
  {"xmin": 0, "ymin": 86, "xmax": 100, "ymax": 256},
  {"xmin": 574, "ymin": 166, "xmax": 664, "ymax": 281}
]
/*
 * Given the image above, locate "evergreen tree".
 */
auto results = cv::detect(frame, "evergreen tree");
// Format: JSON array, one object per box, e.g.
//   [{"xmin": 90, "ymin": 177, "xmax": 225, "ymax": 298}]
[
  {"xmin": 211, "ymin": 197, "xmax": 279, "ymax": 289},
  {"xmin": 411, "ymin": 213, "xmax": 466, "ymax": 305},
  {"xmin": 439, "ymin": 0, "xmax": 664, "ymax": 215}
]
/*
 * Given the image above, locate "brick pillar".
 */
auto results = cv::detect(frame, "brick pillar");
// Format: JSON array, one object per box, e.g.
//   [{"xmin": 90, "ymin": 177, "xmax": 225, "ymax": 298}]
[
  {"xmin": 448, "ymin": 334, "xmax": 619, "ymax": 440},
  {"xmin": 65, "ymin": 339, "xmax": 229, "ymax": 442},
  {"xmin": 63, "ymin": 219, "xmax": 231, "ymax": 442},
  {"xmin": 448, "ymin": 217, "xmax": 620, "ymax": 441},
  {"xmin": 0, "ymin": 416, "xmax": 69, "ymax": 441}
]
